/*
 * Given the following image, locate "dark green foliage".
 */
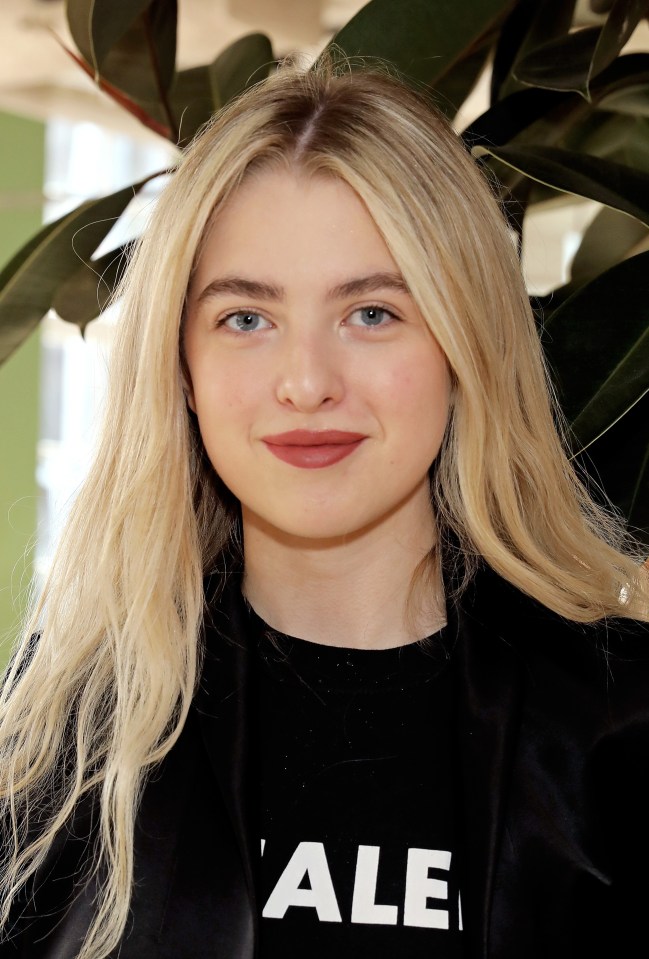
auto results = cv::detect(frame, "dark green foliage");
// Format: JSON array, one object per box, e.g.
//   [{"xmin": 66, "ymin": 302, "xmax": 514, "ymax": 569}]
[{"xmin": 1, "ymin": 0, "xmax": 647, "ymax": 542}]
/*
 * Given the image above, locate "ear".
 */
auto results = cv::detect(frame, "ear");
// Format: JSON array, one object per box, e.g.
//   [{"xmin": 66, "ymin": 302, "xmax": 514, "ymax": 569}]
[
  {"xmin": 180, "ymin": 363, "xmax": 197, "ymax": 413},
  {"xmin": 185, "ymin": 387, "xmax": 197, "ymax": 414},
  {"xmin": 184, "ymin": 383, "xmax": 197, "ymax": 414}
]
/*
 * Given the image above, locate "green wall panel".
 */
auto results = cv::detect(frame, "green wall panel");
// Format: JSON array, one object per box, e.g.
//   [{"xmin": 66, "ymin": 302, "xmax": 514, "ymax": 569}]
[{"xmin": 0, "ymin": 111, "xmax": 44, "ymax": 665}]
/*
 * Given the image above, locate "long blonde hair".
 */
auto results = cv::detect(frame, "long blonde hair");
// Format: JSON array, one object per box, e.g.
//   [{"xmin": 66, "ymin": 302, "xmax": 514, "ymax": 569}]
[{"xmin": 1, "ymin": 58, "xmax": 646, "ymax": 958}]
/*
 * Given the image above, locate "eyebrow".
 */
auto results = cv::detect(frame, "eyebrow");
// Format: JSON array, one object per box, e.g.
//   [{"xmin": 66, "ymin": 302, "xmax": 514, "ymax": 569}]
[{"xmin": 195, "ymin": 271, "xmax": 411, "ymax": 304}]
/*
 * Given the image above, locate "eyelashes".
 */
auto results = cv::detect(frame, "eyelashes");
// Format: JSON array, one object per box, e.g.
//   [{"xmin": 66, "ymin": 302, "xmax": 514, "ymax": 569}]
[
  {"xmin": 215, "ymin": 303, "xmax": 401, "ymax": 334},
  {"xmin": 346, "ymin": 305, "xmax": 399, "ymax": 328},
  {"xmin": 217, "ymin": 311, "xmax": 271, "ymax": 333}
]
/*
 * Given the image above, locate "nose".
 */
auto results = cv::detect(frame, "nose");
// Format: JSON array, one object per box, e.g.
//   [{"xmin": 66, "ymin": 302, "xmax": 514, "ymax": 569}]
[{"xmin": 275, "ymin": 329, "xmax": 345, "ymax": 412}]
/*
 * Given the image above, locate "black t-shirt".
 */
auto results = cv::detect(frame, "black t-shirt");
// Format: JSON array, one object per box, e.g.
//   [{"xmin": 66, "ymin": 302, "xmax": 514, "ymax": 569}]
[{"xmin": 252, "ymin": 612, "xmax": 465, "ymax": 958}]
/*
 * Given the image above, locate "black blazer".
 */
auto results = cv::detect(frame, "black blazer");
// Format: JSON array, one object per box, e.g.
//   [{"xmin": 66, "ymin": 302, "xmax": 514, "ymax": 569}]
[{"xmin": 3, "ymin": 564, "xmax": 649, "ymax": 958}]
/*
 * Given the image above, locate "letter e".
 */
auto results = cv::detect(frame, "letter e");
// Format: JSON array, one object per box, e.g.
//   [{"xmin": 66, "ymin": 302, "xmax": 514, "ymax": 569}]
[{"xmin": 403, "ymin": 848, "xmax": 451, "ymax": 929}]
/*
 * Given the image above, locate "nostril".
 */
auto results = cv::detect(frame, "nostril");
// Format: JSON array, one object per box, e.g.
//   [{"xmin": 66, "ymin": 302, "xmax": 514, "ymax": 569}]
[{"xmin": 275, "ymin": 357, "xmax": 344, "ymax": 411}]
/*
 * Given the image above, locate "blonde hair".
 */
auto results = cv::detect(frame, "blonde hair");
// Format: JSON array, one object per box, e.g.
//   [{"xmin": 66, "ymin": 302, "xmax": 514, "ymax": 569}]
[{"xmin": 1, "ymin": 58, "xmax": 646, "ymax": 958}]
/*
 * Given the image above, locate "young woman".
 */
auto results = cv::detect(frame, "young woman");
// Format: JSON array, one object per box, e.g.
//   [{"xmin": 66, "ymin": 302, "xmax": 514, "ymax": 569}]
[{"xmin": 0, "ymin": 60, "xmax": 647, "ymax": 959}]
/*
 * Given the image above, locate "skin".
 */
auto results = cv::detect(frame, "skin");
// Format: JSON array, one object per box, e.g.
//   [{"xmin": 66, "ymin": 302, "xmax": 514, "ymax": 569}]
[{"xmin": 184, "ymin": 167, "xmax": 451, "ymax": 648}]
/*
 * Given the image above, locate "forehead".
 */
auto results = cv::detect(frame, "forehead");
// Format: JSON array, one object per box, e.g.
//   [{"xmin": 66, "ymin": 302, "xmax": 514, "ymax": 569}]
[{"xmin": 190, "ymin": 167, "xmax": 400, "ymax": 294}]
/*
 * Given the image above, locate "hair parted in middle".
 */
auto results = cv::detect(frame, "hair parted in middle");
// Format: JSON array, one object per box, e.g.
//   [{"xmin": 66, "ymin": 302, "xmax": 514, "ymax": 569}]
[
  {"xmin": 2, "ymin": 56, "xmax": 646, "ymax": 959},
  {"xmin": 116, "ymin": 54, "xmax": 639, "ymax": 621}
]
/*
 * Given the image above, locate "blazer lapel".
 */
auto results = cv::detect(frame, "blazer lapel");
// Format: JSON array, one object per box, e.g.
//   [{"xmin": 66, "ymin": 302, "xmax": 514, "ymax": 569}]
[{"xmin": 447, "ymin": 565, "xmax": 525, "ymax": 957}]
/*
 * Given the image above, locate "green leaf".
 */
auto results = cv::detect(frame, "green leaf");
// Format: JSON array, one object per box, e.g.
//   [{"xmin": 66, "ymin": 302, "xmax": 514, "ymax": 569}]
[
  {"xmin": 570, "ymin": 206, "xmax": 649, "ymax": 285},
  {"xmin": 171, "ymin": 65, "xmax": 217, "ymax": 149},
  {"xmin": 52, "ymin": 243, "xmax": 133, "ymax": 332},
  {"xmin": 562, "ymin": 110, "xmax": 637, "ymax": 158},
  {"xmin": 491, "ymin": 0, "xmax": 576, "ymax": 102},
  {"xmin": 620, "ymin": 118, "xmax": 649, "ymax": 172},
  {"xmin": 591, "ymin": 0, "xmax": 647, "ymax": 81},
  {"xmin": 99, "ymin": 5, "xmax": 177, "ymax": 104},
  {"xmin": 0, "ymin": 178, "xmax": 153, "ymax": 363},
  {"xmin": 515, "ymin": 27, "xmax": 600, "ymax": 94},
  {"xmin": 475, "ymin": 144, "xmax": 649, "ymax": 225},
  {"xmin": 532, "ymin": 282, "xmax": 577, "ymax": 316},
  {"xmin": 209, "ymin": 33, "xmax": 274, "ymax": 109},
  {"xmin": 463, "ymin": 86, "xmax": 568, "ymax": 148},
  {"xmin": 67, "ymin": 0, "xmax": 145, "ymax": 70},
  {"xmin": 576, "ymin": 392, "xmax": 649, "ymax": 546},
  {"xmin": 515, "ymin": 0, "xmax": 647, "ymax": 97},
  {"xmin": 464, "ymin": 56, "xmax": 649, "ymax": 163},
  {"xmin": 542, "ymin": 251, "xmax": 649, "ymax": 449},
  {"xmin": 53, "ymin": 32, "xmax": 172, "ymax": 139},
  {"xmin": 521, "ymin": 54, "xmax": 649, "ymax": 149},
  {"xmin": 475, "ymin": 59, "xmax": 649, "ymax": 194},
  {"xmin": 321, "ymin": 0, "xmax": 514, "ymax": 88},
  {"xmin": 599, "ymin": 84, "xmax": 649, "ymax": 117},
  {"xmin": 67, "ymin": 0, "xmax": 177, "ymax": 108},
  {"xmin": 68, "ymin": 0, "xmax": 155, "ymax": 71},
  {"xmin": 432, "ymin": 40, "xmax": 493, "ymax": 119}
]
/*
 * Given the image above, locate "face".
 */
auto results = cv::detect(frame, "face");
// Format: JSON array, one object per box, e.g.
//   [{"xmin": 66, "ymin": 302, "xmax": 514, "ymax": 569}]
[{"xmin": 183, "ymin": 167, "xmax": 451, "ymax": 546}]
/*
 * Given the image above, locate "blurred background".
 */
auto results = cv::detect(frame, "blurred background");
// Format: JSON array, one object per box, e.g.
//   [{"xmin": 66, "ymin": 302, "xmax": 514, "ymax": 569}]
[{"xmin": 1, "ymin": 0, "xmax": 648, "ymax": 662}]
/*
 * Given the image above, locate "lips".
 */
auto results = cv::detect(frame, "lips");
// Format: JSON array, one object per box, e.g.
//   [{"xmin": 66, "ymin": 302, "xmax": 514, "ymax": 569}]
[{"xmin": 262, "ymin": 430, "xmax": 366, "ymax": 469}]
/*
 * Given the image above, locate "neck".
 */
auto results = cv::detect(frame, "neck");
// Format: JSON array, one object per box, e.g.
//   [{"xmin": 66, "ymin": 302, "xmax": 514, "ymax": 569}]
[{"xmin": 241, "ymin": 495, "xmax": 445, "ymax": 650}]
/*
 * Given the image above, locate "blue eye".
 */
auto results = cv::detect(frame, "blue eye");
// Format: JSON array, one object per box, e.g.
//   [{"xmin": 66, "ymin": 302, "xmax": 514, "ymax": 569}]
[
  {"xmin": 221, "ymin": 312, "xmax": 270, "ymax": 332},
  {"xmin": 348, "ymin": 306, "xmax": 396, "ymax": 328}
]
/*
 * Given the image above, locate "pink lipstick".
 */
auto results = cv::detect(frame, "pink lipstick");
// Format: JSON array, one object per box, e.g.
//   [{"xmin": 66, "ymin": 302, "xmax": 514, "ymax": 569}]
[{"xmin": 262, "ymin": 430, "xmax": 366, "ymax": 469}]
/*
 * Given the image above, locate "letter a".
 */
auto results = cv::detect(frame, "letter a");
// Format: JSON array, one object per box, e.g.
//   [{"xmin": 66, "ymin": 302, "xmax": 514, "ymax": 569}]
[{"xmin": 263, "ymin": 841, "xmax": 342, "ymax": 922}]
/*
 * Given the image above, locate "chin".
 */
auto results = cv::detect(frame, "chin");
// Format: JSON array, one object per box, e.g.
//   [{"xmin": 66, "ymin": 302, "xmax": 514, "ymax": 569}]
[{"xmin": 246, "ymin": 507, "xmax": 376, "ymax": 546}]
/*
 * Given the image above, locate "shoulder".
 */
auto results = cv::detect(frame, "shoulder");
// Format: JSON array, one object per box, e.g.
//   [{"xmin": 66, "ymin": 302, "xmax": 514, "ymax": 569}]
[
  {"xmin": 467, "ymin": 572, "xmax": 649, "ymax": 952},
  {"xmin": 453, "ymin": 562, "xmax": 649, "ymax": 736},
  {"xmin": 460, "ymin": 560, "xmax": 649, "ymax": 662}
]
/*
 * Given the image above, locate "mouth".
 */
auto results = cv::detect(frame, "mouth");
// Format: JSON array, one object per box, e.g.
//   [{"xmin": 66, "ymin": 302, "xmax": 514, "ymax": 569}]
[{"xmin": 261, "ymin": 430, "xmax": 367, "ymax": 469}]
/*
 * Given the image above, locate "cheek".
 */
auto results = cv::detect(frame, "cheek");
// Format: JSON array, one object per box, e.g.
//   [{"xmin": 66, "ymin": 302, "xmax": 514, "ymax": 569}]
[
  {"xmin": 191, "ymin": 356, "xmax": 250, "ymax": 418},
  {"xmin": 404, "ymin": 369, "xmax": 450, "ymax": 468},
  {"xmin": 381, "ymin": 357, "xmax": 450, "ymax": 421},
  {"xmin": 190, "ymin": 366, "xmax": 269, "ymax": 485}
]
